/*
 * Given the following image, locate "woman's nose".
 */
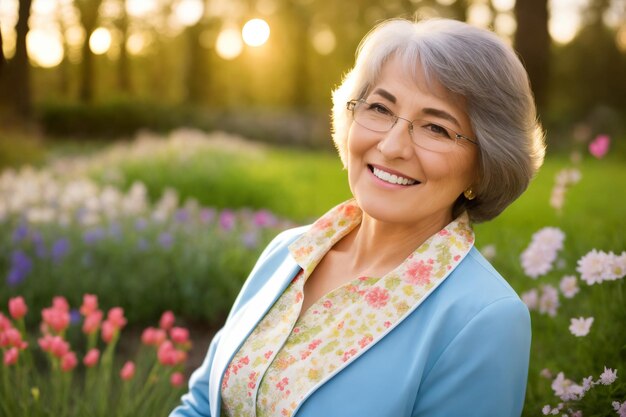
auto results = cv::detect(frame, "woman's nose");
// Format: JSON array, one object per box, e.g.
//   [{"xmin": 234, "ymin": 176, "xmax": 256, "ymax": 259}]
[{"xmin": 376, "ymin": 119, "xmax": 414, "ymax": 160}]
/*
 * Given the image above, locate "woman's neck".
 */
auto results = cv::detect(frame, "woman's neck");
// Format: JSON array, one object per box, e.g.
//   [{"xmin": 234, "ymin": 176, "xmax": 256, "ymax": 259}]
[{"xmin": 335, "ymin": 212, "xmax": 452, "ymax": 276}]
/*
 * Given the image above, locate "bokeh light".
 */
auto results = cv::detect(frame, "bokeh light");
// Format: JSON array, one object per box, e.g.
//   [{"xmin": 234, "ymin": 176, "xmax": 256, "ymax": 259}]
[
  {"xmin": 174, "ymin": 0, "xmax": 204, "ymax": 27},
  {"xmin": 216, "ymin": 27, "xmax": 244, "ymax": 60},
  {"xmin": 26, "ymin": 28, "xmax": 64, "ymax": 68},
  {"xmin": 311, "ymin": 26, "xmax": 336, "ymax": 55},
  {"xmin": 242, "ymin": 18, "xmax": 270, "ymax": 47},
  {"xmin": 89, "ymin": 27, "xmax": 112, "ymax": 55}
]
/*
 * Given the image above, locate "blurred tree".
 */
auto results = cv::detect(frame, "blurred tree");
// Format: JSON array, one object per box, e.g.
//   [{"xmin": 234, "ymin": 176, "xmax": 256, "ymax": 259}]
[
  {"xmin": 549, "ymin": 0, "xmax": 626, "ymax": 129},
  {"xmin": 115, "ymin": 0, "xmax": 132, "ymax": 92},
  {"xmin": 75, "ymin": 0, "xmax": 104, "ymax": 102},
  {"xmin": 55, "ymin": 1, "xmax": 71, "ymax": 96},
  {"xmin": 514, "ymin": 0, "xmax": 550, "ymax": 113},
  {"xmin": 185, "ymin": 15, "xmax": 217, "ymax": 105},
  {"xmin": 1, "ymin": 0, "xmax": 33, "ymax": 117},
  {"xmin": 0, "ymin": 22, "xmax": 4, "ymax": 75}
]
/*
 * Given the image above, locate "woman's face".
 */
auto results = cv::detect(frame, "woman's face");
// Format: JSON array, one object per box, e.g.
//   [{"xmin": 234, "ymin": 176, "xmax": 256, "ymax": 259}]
[{"xmin": 346, "ymin": 55, "xmax": 479, "ymax": 229}]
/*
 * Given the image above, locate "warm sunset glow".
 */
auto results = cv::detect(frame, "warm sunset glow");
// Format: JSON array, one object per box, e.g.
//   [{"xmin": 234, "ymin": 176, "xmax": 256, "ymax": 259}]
[
  {"xmin": 549, "ymin": 14, "xmax": 580, "ymax": 44},
  {"xmin": 127, "ymin": 32, "xmax": 151, "ymax": 56},
  {"xmin": 311, "ymin": 26, "xmax": 336, "ymax": 55},
  {"xmin": 26, "ymin": 28, "xmax": 64, "ymax": 68},
  {"xmin": 216, "ymin": 27, "xmax": 243, "ymax": 60},
  {"xmin": 174, "ymin": 0, "xmax": 204, "ymax": 27},
  {"xmin": 242, "ymin": 18, "xmax": 270, "ymax": 47},
  {"xmin": 89, "ymin": 27, "xmax": 112, "ymax": 55}
]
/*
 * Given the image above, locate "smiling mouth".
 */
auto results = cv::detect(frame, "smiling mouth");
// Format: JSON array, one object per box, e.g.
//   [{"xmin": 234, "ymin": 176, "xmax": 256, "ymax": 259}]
[{"xmin": 368, "ymin": 164, "xmax": 420, "ymax": 186}]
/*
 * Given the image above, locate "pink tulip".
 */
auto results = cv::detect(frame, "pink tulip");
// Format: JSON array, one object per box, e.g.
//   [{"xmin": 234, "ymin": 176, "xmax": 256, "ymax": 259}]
[
  {"xmin": 83, "ymin": 348, "xmax": 100, "ymax": 367},
  {"xmin": 38, "ymin": 334, "xmax": 55, "ymax": 351},
  {"xmin": 101, "ymin": 320, "xmax": 115, "ymax": 343},
  {"xmin": 42, "ymin": 307, "xmax": 70, "ymax": 334},
  {"xmin": 141, "ymin": 327, "xmax": 158, "ymax": 346},
  {"xmin": 61, "ymin": 351, "xmax": 77, "ymax": 372},
  {"xmin": 0, "ymin": 313, "xmax": 11, "ymax": 331},
  {"xmin": 159, "ymin": 311, "xmax": 176, "ymax": 330},
  {"xmin": 52, "ymin": 296, "xmax": 70, "ymax": 312},
  {"xmin": 157, "ymin": 340, "xmax": 178, "ymax": 366},
  {"xmin": 50, "ymin": 336, "xmax": 70, "ymax": 358},
  {"xmin": 170, "ymin": 372, "xmax": 185, "ymax": 387},
  {"xmin": 120, "ymin": 361, "xmax": 135, "ymax": 380},
  {"xmin": 8, "ymin": 296, "xmax": 27, "ymax": 320},
  {"xmin": 3, "ymin": 347, "xmax": 19, "ymax": 366},
  {"xmin": 3, "ymin": 328, "xmax": 23, "ymax": 348},
  {"xmin": 589, "ymin": 134, "xmax": 610, "ymax": 159},
  {"xmin": 82, "ymin": 310, "xmax": 103, "ymax": 335},
  {"xmin": 106, "ymin": 307, "xmax": 127, "ymax": 329},
  {"xmin": 80, "ymin": 294, "xmax": 98, "ymax": 316},
  {"xmin": 170, "ymin": 327, "xmax": 190, "ymax": 345}
]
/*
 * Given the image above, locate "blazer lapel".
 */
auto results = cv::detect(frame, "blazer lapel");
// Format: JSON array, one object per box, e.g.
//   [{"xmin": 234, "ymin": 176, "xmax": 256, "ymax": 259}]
[{"xmin": 209, "ymin": 254, "xmax": 301, "ymax": 416}]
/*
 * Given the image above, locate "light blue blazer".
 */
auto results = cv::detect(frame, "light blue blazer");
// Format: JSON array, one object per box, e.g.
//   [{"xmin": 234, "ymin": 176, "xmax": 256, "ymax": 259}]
[{"xmin": 170, "ymin": 226, "xmax": 531, "ymax": 417}]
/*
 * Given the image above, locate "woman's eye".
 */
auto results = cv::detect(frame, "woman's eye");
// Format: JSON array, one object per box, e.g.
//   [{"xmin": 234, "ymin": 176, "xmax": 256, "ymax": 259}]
[
  {"xmin": 367, "ymin": 103, "xmax": 392, "ymax": 115},
  {"xmin": 424, "ymin": 123, "xmax": 451, "ymax": 138}
]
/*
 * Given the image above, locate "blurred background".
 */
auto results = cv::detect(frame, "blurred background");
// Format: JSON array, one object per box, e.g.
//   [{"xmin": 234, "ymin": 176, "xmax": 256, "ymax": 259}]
[
  {"xmin": 0, "ymin": 0, "xmax": 625, "ymax": 152},
  {"xmin": 1, "ymin": 2, "xmax": 625, "ymax": 415}
]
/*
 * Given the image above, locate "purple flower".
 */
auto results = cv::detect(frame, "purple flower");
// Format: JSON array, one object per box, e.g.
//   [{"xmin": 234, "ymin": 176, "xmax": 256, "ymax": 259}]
[
  {"xmin": 242, "ymin": 231, "xmax": 259, "ymax": 249},
  {"xmin": 135, "ymin": 218, "xmax": 148, "ymax": 231},
  {"xmin": 6, "ymin": 250, "xmax": 33, "ymax": 286},
  {"xmin": 158, "ymin": 232, "xmax": 174, "ymax": 249},
  {"xmin": 137, "ymin": 238, "xmax": 149, "ymax": 251},
  {"xmin": 32, "ymin": 232, "xmax": 46, "ymax": 258},
  {"xmin": 12, "ymin": 223, "xmax": 29, "ymax": 243},
  {"xmin": 219, "ymin": 210, "xmax": 236, "ymax": 231},
  {"xmin": 83, "ymin": 228, "xmax": 106, "ymax": 245},
  {"xmin": 51, "ymin": 238, "xmax": 70, "ymax": 263},
  {"xmin": 108, "ymin": 222, "xmax": 122, "ymax": 239},
  {"xmin": 253, "ymin": 210, "xmax": 277, "ymax": 228},
  {"xmin": 70, "ymin": 309, "xmax": 81, "ymax": 325},
  {"xmin": 175, "ymin": 208, "xmax": 190, "ymax": 223},
  {"xmin": 199, "ymin": 208, "xmax": 215, "ymax": 224}
]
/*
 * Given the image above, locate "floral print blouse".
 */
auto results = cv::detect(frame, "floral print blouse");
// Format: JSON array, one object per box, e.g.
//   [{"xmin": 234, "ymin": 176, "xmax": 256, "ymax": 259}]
[{"xmin": 220, "ymin": 199, "xmax": 474, "ymax": 417}]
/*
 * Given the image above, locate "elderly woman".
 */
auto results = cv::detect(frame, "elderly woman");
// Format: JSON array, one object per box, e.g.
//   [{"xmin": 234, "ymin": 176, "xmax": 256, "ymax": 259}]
[{"xmin": 171, "ymin": 17, "xmax": 545, "ymax": 417}]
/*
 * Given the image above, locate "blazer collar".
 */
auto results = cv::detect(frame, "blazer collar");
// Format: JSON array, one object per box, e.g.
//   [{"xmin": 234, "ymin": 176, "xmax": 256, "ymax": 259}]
[{"xmin": 209, "ymin": 254, "xmax": 301, "ymax": 416}]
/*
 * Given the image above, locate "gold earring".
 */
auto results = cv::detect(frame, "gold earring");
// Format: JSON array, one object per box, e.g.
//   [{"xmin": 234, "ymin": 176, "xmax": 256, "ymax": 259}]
[{"xmin": 463, "ymin": 188, "xmax": 476, "ymax": 200}]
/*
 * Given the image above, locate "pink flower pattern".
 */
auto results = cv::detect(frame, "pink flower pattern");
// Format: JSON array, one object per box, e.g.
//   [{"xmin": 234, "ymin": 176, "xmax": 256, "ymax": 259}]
[{"xmin": 220, "ymin": 199, "xmax": 474, "ymax": 417}]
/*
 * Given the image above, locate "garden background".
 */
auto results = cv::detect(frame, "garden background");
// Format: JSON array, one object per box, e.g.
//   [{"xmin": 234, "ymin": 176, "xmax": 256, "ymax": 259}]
[{"xmin": 1, "ymin": 0, "xmax": 625, "ymax": 416}]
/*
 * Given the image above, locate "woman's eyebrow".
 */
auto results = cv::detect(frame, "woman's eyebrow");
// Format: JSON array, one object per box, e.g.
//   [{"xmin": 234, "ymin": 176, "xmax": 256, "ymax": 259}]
[
  {"xmin": 371, "ymin": 88, "xmax": 397, "ymax": 103},
  {"xmin": 372, "ymin": 87, "xmax": 462, "ymax": 129},
  {"xmin": 422, "ymin": 108, "xmax": 462, "ymax": 129}
]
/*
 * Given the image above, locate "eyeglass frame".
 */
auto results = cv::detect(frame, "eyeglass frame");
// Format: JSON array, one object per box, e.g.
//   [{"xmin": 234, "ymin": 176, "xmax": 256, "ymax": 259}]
[{"xmin": 346, "ymin": 99, "xmax": 478, "ymax": 147}]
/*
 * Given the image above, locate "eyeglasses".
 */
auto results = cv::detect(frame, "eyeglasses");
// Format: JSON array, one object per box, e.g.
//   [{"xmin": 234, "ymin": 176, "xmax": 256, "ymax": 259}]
[{"xmin": 347, "ymin": 99, "xmax": 477, "ymax": 152}]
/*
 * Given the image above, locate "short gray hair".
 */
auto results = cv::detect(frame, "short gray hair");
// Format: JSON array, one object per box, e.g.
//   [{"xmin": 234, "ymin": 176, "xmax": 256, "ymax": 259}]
[{"xmin": 331, "ymin": 18, "xmax": 545, "ymax": 223}]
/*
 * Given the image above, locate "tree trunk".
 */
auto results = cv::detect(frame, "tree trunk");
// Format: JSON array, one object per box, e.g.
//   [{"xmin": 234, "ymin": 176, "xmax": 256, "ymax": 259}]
[
  {"xmin": 11, "ymin": 0, "xmax": 33, "ymax": 116},
  {"xmin": 117, "ymin": 0, "xmax": 131, "ymax": 92},
  {"xmin": 514, "ymin": 0, "xmax": 550, "ymax": 113},
  {"xmin": 0, "ymin": 24, "xmax": 5, "ymax": 75},
  {"xmin": 76, "ymin": 0, "xmax": 104, "ymax": 102}
]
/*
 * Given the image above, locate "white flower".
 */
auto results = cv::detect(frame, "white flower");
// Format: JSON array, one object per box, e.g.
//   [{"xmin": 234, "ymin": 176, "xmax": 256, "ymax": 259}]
[
  {"xmin": 581, "ymin": 376, "xmax": 594, "ymax": 392},
  {"xmin": 520, "ymin": 227, "xmax": 565, "ymax": 278},
  {"xmin": 569, "ymin": 317, "xmax": 594, "ymax": 337},
  {"xmin": 539, "ymin": 285, "xmax": 560, "ymax": 317},
  {"xmin": 598, "ymin": 367, "xmax": 617, "ymax": 385},
  {"xmin": 607, "ymin": 252, "xmax": 626, "ymax": 281},
  {"xmin": 577, "ymin": 249, "xmax": 613, "ymax": 285},
  {"xmin": 540, "ymin": 368, "xmax": 553, "ymax": 379},
  {"xmin": 521, "ymin": 289, "xmax": 539, "ymax": 310},
  {"xmin": 542, "ymin": 405, "xmax": 552, "ymax": 415},
  {"xmin": 551, "ymin": 372, "xmax": 583, "ymax": 401},
  {"xmin": 559, "ymin": 275, "xmax": 579, "ymax": 298},
  {"xmin": 521, "ymin": 246, "xmax": 557, "ymax": 278},
  {"xmin": 533, "ymin": 227, "xmax": 566, "ymax": 252},
  {"xmin": 481, "ymin": 244, "xmax": 496, "ymax": 261}
]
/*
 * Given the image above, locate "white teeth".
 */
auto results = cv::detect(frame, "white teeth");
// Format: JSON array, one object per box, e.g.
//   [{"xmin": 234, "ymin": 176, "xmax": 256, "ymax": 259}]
[{"xmin": 372, "ymin": 167, "xmax": 416, "ymax": 185}]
